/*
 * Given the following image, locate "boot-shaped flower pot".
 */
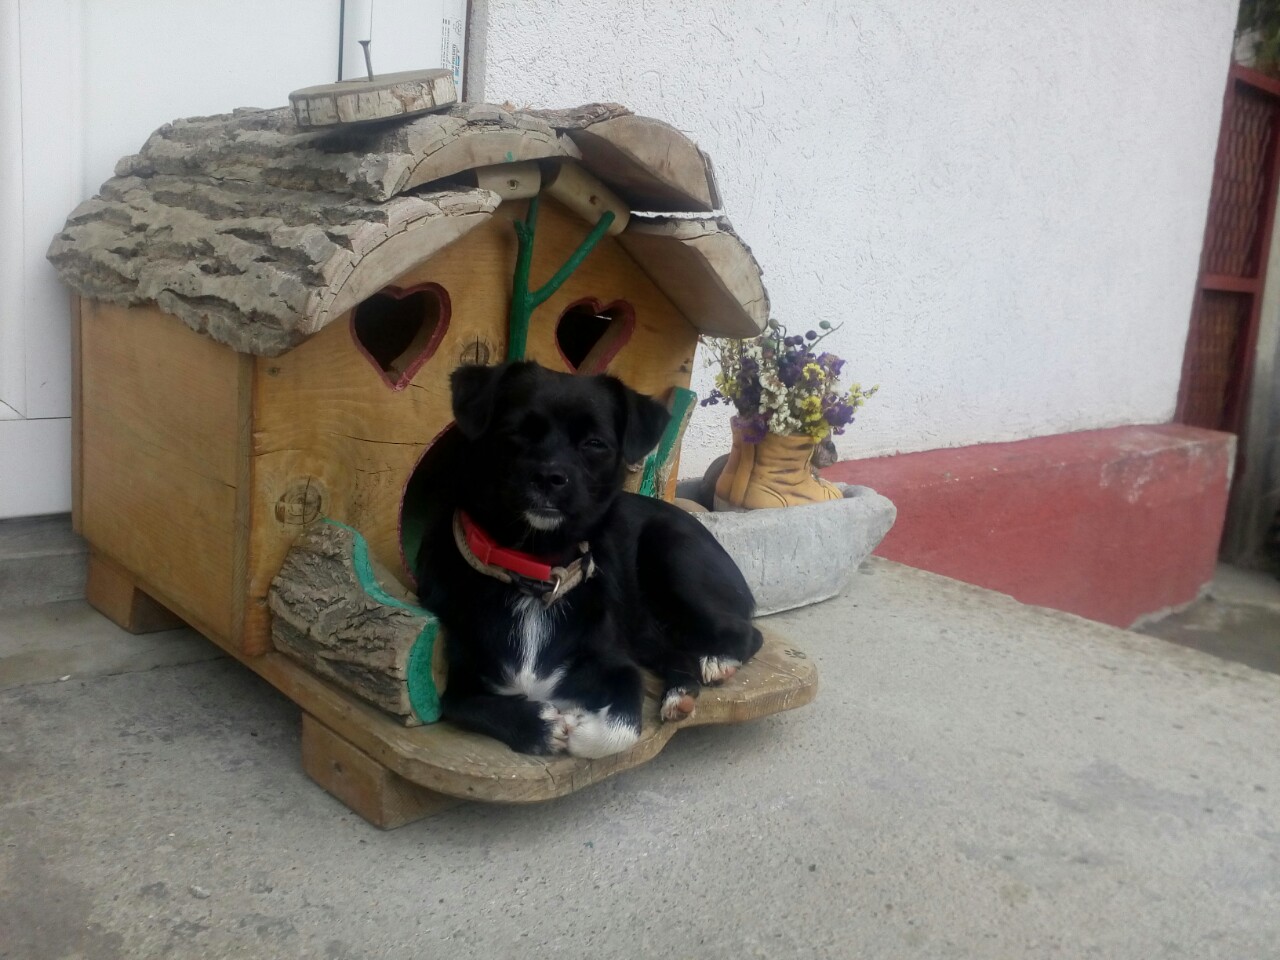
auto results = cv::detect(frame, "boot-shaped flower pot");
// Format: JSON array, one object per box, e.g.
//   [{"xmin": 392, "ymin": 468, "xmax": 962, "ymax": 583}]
[{"xmin": 714, "ymin": 422, "xmax": 844, "ymax": 511}]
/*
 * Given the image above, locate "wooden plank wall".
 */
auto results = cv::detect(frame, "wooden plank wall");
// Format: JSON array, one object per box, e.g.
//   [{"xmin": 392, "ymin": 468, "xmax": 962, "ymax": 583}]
[{"xmin": 78, "ymin": 301, "xmax": 245, "ymax": 643}]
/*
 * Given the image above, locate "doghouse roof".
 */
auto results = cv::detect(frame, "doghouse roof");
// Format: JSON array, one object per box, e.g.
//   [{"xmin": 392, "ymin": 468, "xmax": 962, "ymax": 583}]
[{"xmin": 47, "ymin": 102, "xmax": 769, "ymax": 356}]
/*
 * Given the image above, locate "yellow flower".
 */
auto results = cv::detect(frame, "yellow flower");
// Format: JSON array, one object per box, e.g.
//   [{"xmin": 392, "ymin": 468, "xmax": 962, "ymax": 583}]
[
  {"xmin": 794, "ymin": 396, "xmax": 820, "ymax": 423},
  {"xmin": 793, "ymin": 394, "xmax": 828, "ymax": 440}
]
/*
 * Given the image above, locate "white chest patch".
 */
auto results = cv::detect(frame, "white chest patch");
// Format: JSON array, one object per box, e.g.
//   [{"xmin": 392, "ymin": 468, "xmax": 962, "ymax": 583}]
[{"xmin": 492, "ymin": 595, "xmax": 564, "ymax": 701}]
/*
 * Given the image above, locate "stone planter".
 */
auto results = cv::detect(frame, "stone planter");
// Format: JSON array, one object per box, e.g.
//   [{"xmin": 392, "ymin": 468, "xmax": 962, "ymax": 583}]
[{"xmin": 689, "ymin": 485, "xmax": 896, "ymax": 615}]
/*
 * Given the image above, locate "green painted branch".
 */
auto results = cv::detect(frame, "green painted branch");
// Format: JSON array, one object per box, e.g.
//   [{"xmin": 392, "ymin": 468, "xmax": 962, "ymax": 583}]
[
  {"xmin": 506, "ymin": 197, "xmax": 541, "ymax": 362},
  {"xmin": 528, "ymin": 210, "xmax": 616, "ymax": 308},
  {"xmin": 506, "ymin": 196, "xmax": 617, "ymax": 362}
]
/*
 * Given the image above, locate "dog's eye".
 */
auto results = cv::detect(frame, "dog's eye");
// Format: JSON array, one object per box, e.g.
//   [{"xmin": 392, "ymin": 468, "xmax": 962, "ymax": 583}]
[{"xmin": 581, "ymin": 437, "xmax": 609, "ymax": 452}]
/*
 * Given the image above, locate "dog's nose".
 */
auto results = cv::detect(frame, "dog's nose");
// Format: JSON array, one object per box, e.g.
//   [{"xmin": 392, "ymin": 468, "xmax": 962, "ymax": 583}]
[{"xmin": 537, "ymin": 467, "xmax": 569, "ymax": 490}]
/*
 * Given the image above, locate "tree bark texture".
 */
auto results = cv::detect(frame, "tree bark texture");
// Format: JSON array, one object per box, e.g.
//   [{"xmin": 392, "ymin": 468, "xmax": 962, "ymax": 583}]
[{"xmin": 47, "ymin": 100, "xmax": 767, "ymax": 355}]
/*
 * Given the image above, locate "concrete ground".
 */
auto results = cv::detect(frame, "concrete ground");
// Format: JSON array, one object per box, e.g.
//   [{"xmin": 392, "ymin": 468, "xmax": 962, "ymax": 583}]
[{"xmin": 3, "ymin": 560, "xmax": 1280, "ymax": 959}]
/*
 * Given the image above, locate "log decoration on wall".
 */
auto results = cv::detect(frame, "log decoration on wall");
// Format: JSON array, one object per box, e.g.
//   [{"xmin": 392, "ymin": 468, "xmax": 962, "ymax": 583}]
[{"xmin": 270, "ymin": 520, "xmax": 444, "ymax": 725}]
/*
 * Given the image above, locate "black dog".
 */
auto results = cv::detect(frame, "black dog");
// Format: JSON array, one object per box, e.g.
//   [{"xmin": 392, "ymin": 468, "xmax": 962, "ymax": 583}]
[{"xmin": 413, "ymin": 361, "xmax": 763, "ymax": 758}]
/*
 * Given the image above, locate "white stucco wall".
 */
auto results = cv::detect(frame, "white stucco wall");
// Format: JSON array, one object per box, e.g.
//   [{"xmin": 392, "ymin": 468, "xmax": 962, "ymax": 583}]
[{"xmin": 469, "ymin": 0, "xmax": 1238, "ymax": 476}]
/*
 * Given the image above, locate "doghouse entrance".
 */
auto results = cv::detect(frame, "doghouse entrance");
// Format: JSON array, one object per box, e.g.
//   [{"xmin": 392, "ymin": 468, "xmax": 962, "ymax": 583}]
[{"xmin": 398, "ymin": 425, "xmax": 466, "ymax": 588}]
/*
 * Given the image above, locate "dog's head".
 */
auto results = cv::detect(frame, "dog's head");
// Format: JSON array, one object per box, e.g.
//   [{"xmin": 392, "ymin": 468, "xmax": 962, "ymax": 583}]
[{"xmin": 449, "ymin": 362, "xmax": 669, "ymax": 543}]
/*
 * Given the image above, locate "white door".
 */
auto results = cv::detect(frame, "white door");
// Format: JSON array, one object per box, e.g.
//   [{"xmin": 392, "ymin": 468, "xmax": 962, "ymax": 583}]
[
  {"xmin": 0, "ymin": 0, "xmax": 465, "ymax": 519},
  {"xmin": 0, "ymin": 0, "xmax": 79, "ymax": 518}
]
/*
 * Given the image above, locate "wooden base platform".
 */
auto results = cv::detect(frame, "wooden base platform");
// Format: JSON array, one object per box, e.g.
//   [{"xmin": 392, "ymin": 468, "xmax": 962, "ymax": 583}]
[{"xmin": 86, "ymin": 547, "xmax": 818, "ymax": 828}]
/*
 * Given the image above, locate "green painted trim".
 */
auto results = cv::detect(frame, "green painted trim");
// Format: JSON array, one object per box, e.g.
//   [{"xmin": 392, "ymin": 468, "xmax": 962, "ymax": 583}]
[
  {"xmin": 405, "ymin": 621, "xmax": 441, "ymax": 723},
  {"xmin": 322, "ymin": 519, "xmax": 441, "ymax": 723},
  {"xmin": 506, "ymin": 195, "xmax": 617, "ymax": 362},
  {"xmin": 640, "ymin": 387, "xmax": 697, "ymax": 498}
]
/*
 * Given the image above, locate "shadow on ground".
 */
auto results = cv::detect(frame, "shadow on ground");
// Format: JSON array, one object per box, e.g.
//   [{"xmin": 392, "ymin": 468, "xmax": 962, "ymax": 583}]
[{"xmin": 1137, "ymin": 564, "xmax": 1280, "ymax": 675}]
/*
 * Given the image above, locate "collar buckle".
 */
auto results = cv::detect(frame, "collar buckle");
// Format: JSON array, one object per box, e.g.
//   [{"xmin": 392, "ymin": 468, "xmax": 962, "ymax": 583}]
[{"xmin": 542, "ymin": 571, "xmax": 566, "ymax": 607}]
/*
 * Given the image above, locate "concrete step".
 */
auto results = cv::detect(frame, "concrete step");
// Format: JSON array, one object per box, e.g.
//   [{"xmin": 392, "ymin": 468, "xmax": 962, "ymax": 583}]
[
  {"xmin": 823, "ymin": 423, "xmax": 1233, "ymax": 627},
  {"xmin": 0, "ymin": 513, "xmax": 88, "ymax": 609}
]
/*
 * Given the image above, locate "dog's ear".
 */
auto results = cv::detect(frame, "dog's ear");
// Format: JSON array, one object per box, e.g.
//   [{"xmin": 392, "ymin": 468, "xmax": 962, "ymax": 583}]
[
  {"xmin": 607, "ymin": 377, "xmax": 671, "ymax": 465},
  {"xmin": 451, "ymin": 363, "xmax": 509, "ymax": 439}
]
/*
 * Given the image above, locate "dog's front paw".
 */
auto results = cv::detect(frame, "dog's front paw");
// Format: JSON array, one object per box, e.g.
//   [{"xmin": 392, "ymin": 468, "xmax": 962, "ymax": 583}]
[
  {"xmin": 559, "ymin": 706, "xmax": 640, "ymax": 759},
  {"xmin": 699, "ymin": 656, "xmax": 741, "ymax": 685},
  {"xmin": 534, "ymin": 703, "xmax": 575, "ymax": 755},
  {"xmin": 660, "ymin": 687, "xmax": 698, "ymax": 722}
]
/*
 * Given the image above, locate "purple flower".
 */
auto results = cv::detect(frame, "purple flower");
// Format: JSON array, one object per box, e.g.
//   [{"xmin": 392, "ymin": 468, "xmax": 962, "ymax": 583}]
[
  {"xmin": 778, "ymin": 359, "xmax": 801, "ymax": 388},
  {"xmin": 734, "ymin": 414, "xmax": 768, "ymax": 444},
  {"xmin": 822, "ymin": 394, "xmax": 857, "ymax": 429}
]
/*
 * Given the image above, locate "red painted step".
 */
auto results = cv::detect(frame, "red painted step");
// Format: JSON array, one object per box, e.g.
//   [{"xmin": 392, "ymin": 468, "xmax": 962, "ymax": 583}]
[{"xmin": 823, "ymin": 424, "xmax": 1234, "ymax": 628}]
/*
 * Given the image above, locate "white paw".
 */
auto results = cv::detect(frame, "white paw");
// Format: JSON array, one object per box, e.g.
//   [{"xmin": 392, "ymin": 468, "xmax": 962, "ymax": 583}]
[
  {"xmin": 660, "ymin": 689, "xmax": 696, "ymax": 722},
  {"xmin": 699, "ymin": 656, "xmax": 741, "ymax": 685},
  {"xmin": 539, "ymin": 702, "xmax": 575, "ymax": 754},
  {"xmin": 560, "ymin": 706, "xmax": 640, "ymax": 759}
]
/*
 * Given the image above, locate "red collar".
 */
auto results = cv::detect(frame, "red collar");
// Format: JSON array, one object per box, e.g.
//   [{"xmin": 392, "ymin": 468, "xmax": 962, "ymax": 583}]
[{"xmin": 457, "ymin": 510, "xmax": 561, "ymax": 583}]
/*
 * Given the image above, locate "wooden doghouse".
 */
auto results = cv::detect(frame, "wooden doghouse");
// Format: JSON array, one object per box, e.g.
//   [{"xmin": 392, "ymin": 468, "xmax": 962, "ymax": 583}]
[{"xmin": 48, "ymin": 100, "xmax": 815, "ymax": 826}]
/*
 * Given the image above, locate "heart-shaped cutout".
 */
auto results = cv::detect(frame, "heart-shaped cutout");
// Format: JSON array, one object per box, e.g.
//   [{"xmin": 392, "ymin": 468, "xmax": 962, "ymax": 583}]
[
  {"xmin": 555, "ymin": 298, "xmax": 635, "ymax": 374},
  {"xmin": 352, "ymin": 283, "xmax": 450, "ymax": 390}
]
